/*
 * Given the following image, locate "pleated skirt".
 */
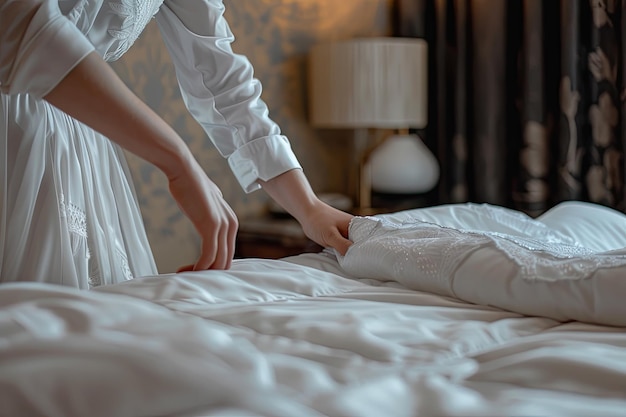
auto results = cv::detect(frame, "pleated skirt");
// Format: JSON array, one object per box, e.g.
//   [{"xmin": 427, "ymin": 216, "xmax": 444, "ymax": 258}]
[{"xmin": 0, "ymin": 93, "xmax": 157, "ymax": 289}]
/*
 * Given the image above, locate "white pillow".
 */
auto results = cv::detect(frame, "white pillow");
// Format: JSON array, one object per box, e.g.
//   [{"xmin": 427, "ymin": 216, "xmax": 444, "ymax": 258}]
[{"xmin": 339, "ymin": 203, "xmax": 626, "ymax": 326}]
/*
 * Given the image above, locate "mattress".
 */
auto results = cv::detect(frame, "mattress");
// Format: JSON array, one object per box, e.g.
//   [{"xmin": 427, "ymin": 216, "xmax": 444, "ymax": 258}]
[{"xmin": 2, "ymin": 202, "xmax": 626, "ymax": 417}]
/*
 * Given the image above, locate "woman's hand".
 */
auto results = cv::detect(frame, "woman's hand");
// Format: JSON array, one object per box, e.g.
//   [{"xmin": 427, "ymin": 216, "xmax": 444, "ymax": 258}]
[
  {"xmin": 168, "ymin": 161, "xmax": 239, "ymax": 271},
  {"xmin": 298, "ymin": 200, "xmax": 354, "ymax": 256},
  {"xmin": 260, "ymin": 169, "xmax": 354, "ymax": 256}
]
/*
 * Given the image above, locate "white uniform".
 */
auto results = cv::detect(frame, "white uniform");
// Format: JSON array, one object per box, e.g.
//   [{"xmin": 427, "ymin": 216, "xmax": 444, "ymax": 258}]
[{"xmin": 0, "ymin": 0, "xmax": 301, "ymax": 288}]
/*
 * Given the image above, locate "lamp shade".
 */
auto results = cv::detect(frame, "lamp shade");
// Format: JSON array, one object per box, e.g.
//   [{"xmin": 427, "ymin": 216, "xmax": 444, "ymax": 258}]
[{"xmin": 308, "ymin": 37, "xmax": 427, "ymax": 129}]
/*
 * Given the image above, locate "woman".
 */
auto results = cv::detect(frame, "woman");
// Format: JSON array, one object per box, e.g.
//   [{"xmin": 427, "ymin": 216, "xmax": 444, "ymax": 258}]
[{"xmin": 0, "ymin": 0, "xmax": 353, "ymax": 288}]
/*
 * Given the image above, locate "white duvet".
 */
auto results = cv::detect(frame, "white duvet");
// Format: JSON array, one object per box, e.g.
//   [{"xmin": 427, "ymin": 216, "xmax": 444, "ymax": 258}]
[{"xmin": 1, "ymin": 202, "xmax": 626, "ymax": 417}]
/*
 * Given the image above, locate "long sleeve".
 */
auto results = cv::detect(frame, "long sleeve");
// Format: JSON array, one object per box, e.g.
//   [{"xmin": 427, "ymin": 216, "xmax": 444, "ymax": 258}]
[
  {"xmin": 155, "ymin": 0, "xmax": 301, "ymax": 193},
  {"xmin": 0, "ymin": 0, "xmax": 95, "ymax": 98}
]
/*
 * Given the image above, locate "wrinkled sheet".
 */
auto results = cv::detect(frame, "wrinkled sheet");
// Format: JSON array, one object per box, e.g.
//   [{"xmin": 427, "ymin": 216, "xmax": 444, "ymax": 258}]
[{"xmin": 2, "ymin": 254, "xmax": 626, "ymax": 417}]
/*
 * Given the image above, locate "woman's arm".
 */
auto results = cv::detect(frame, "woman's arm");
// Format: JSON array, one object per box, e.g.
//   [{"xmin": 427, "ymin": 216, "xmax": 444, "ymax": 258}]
[
  {"xmin": 44, "ymin": 51, "xmax": 238, "ymax": 270},
  {"xmin": 155, "ymin": 0, "xmax": 353, "ymax": 255},
  {"xmin": 155, "ymin": 0, "xmax": 302, "ymax": 194}
]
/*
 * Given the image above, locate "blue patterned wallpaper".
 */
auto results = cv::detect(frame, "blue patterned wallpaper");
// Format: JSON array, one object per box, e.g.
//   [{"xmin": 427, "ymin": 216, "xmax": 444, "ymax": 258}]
[{"xmin": 112, "ymin": 0, "xmax": 391, "ymax": 272}]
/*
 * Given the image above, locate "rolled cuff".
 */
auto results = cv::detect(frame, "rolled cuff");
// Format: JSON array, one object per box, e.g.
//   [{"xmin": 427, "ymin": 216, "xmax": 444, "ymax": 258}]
[
  {"xmin": 6, "ymin": 1, "xmax": 94, "ymax": 98},
  {"xmin": 228, "ymin": 135, "xmax": 302, "ymax": 193}
]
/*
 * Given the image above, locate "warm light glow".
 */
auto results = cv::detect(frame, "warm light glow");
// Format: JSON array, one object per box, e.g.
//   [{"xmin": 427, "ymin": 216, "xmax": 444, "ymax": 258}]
[
  {"xmin": 308, "ymin": 37, "xmax": 428, "ymax": 129},
  {"xmin": 256, "ymin": 0, "xmax": 385, "ymax": 36}
]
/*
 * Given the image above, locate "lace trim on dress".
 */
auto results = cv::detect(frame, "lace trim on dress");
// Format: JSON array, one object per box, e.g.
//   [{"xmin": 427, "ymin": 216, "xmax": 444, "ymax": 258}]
[
  {"xmin": 60, "ymin": 194, "xmax": 95, "ymax": 287},
  {"xmin": 89, "ymin": 244, "xmax": 134, "ymax": 288},
  {"xmin": 118, "ymin": 247, "xmax": 133, "ymax": 281},
  {"xmin": 88, "ymin": 247, "xmax": 133, "ymax": 288},
  {"xmin": 60, "ymin": 194, "xmax": 88, "ymax": 240},
  {"xmin": 105, "ymin": 0, "xmax": 164, "ymax": 61},
  {"xmin": 60, "ymin": 195, "xmax": 134, "ymax": 288}
]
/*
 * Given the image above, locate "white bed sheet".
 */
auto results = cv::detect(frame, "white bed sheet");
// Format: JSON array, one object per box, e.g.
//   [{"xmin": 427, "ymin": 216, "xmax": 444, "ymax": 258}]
[
  {"xmin": 2, "ymin": 202, "xmax": 626, "ymax": 417},
  {"xmin": 0, "ymin": 255, "xmax": 625, "ymax": 417}
]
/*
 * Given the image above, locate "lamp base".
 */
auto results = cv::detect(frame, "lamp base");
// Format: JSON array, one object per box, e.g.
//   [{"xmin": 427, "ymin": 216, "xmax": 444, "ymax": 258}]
[{"xmin": 368, "ymin": 133, "xmax": 439, "ymax": 194}]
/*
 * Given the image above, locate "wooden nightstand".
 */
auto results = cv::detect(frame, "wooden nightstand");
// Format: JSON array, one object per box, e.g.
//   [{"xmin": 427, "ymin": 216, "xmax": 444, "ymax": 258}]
[{"xmin": 235, "ymin": 217, "xmax": 323, "ymax": 259}]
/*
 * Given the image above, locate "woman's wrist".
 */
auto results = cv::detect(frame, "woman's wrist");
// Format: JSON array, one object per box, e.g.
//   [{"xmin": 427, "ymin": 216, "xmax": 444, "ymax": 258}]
[
  {"xmin": 152, "ymin": 144, "xmax": 199, "ymax": 182},
  {"xmin": 260, "ymin": 169, "xmax": 319, "ymax": 222}
]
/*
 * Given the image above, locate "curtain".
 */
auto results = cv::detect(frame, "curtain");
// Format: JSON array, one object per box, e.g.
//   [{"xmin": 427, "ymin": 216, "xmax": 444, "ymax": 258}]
[{"xmin": 394, "ymin": 0, "xmax": 625, "ymax": 216}]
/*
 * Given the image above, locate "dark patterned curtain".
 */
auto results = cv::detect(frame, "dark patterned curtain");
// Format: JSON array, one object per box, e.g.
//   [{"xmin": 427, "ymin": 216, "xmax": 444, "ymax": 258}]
[{"xmin": 394, "ymin": 0, "xmax": 625, "ymax": 216}]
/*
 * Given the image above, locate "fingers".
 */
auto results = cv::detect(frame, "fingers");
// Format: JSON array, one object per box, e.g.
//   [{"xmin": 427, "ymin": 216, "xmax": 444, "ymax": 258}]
[
  {"xmin": 301, "ymin": 205, "xmax": 354, "ymax": 256},
  {"xmin": 215, "ymin": 206, "xmax": 238, "ymax": 269},
  {"xmin": 168, "ymin": 165, "xmax": 239, "ymax": 272},
  {"xmin": 224, "ymin": 211, "xmax": 238, "ymax": 269},
  {"xmin": 326, "ymin": 229, "xmax": 353, "ymax": 256},
  {"xmin": 198, "ymin": 219, "xmax": 236, "ymax": 270},
  {"xmin": 193, "ymin": 206, "xmax": 238, "ymax": 271},
  {"xmin": 193, "ymin": 240, "xmax": 219, "ymax": 271}
]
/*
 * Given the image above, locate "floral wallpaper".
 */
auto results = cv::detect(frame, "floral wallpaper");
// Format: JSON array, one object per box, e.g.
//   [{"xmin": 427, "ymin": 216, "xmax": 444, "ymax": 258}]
[{"xmin": 112, "ymin": 0, "xmax": 392, "ymax": 272}]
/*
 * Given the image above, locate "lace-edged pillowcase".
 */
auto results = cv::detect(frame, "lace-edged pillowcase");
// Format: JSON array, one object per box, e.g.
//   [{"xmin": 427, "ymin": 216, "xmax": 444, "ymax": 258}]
[{"xmin": 339, "ymin": 211, "xmax": 626, "ymax": 327}]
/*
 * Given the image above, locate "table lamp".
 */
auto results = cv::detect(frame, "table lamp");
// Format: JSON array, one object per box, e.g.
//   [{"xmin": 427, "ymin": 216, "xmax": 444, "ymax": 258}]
[{"xmin": 308, "ymin": 37, "xmax": 438, "ymax": 210}]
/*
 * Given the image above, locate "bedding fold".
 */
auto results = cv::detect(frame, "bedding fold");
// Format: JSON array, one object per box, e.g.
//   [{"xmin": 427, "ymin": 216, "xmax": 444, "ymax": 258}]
[{"xmin": 340, "ymin": 207, "xmax": 626, "ymax": 326}]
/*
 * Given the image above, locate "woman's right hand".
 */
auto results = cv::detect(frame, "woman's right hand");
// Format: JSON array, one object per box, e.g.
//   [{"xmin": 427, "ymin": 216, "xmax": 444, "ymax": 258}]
[{"xmin": 168, "ymin": 161, "xmax": 239, "ymax": 271}]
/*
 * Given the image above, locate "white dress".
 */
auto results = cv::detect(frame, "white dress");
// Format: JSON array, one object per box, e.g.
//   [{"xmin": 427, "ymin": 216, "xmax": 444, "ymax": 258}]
[{"xmin": 0, "ymin": 0, "xmax": 301, "ymax": 288}]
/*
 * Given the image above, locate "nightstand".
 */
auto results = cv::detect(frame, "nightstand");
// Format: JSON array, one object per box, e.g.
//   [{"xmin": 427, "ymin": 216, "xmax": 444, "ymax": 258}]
[{"xmin": 235, "ymin": 217, "xmax": 323, "ymax": 259}]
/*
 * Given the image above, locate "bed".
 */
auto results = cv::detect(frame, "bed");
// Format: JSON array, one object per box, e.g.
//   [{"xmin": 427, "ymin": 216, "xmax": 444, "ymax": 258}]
[{"xmin": 2, "ymin": 202, "xmax": 626, "ymax": 417}]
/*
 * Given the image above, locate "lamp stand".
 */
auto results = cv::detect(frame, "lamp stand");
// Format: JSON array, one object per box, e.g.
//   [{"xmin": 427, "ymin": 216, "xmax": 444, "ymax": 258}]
[
  {"xmin": 359, "ymin": 159, "xmax": 373, "ymax": 212},
  {"xmin": 353, "ymin": 128, "xmax": 371, "ymax": 212},
  {"xmin": 353, "ymin": 128, "xmax": 393, "ymax": 215}
]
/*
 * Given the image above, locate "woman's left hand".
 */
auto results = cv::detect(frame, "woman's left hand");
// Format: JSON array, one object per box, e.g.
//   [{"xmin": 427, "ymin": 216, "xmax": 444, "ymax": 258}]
[
  {"xmin": 298, "ymin": 200, "xmax": 353, "ymax": 256},
  {"xmin": 260, "ymin": 169, "xmax": 354, "ymax": 256}
]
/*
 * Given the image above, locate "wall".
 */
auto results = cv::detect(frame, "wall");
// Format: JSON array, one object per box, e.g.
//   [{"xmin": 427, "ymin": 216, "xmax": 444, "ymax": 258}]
[{"xmin": 112, "ymin": 0, "xmax": 392, "ymax": 272}]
